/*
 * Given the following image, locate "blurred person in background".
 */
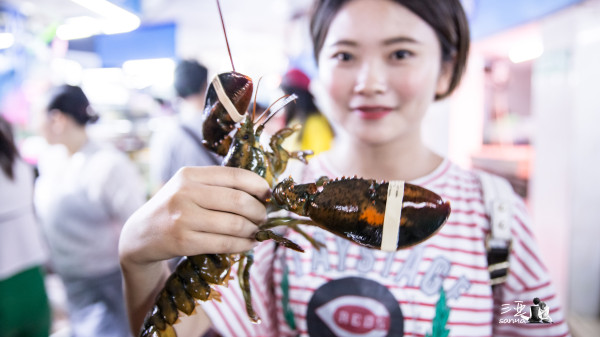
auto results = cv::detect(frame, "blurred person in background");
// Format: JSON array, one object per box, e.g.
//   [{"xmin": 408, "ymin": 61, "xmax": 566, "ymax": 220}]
[
  {"xmin": 148, "ymin": 59, "xmax": 220, "ymax": 193},
  {"xmin": 34, "ymin": 85, "xmax": 145, "ymax": 337},
  {"xmin": 0, "ymin": 115, "xmax": 51, "ymax": 337},
  {"xmin": 281, "ymin": 67, "xmax": 334, "ymax": 156}
]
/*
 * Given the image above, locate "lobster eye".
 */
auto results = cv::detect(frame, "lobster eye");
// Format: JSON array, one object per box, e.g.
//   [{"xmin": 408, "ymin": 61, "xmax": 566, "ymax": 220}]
[{"xmin": 243, "ymin": 134, "xmax": 249, "ymax": 140}]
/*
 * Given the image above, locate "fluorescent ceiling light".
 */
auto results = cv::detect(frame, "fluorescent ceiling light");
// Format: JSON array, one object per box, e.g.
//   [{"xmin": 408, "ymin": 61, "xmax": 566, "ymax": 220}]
[
  {"xmin": 56, "ymin": 16, "xmax": 100, "ymax": 40},
  {"xmin": 0, "ymin": 33, "xmax": 15, "ymax": 49},
  {"xmin": 122, "ymin": 58, "xmax": 175, "ymax": 89},
  {"xmin": 71, "ymin": 0, "xmax": 136, "ymax": 19},
  {"xmin": 51, "ymin": 58, "xmax": 84, "ymax": 85},
  {"xmin": 82, "ymin": 67, "xmax": 129, "ymax": 105},
  {"xmin": 57, "ymin": 0, "xmax": 140, "ymax": 40},
  {"xmin": 508, "ymin": 39, "xmax": 544, "ymax": 63}
]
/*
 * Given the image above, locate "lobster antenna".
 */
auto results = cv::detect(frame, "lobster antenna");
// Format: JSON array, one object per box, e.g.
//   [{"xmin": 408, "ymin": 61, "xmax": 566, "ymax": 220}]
[
  {"xmin": 256, "ymin": 94, "xmax": 298, "ymax": 129},
  {"xmin": 255, "ymin": 94, "xmax": 290, "ymax": 125},
  {"xmin": 216, "ymin": 0, "xmax": 235, "ymax": 72},
  {"xmin": 252, "ymin": 76, "xmax": 263, "ymax": 121}
]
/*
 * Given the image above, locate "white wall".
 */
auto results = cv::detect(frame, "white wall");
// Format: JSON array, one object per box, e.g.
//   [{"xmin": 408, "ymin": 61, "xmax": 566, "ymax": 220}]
[
  {"xmin": 530, "ymin": 1, "xmax": 600, "ymax": 316},
  {"xmin": 529, "ymin": 19, "xmax": 573, "ymax": 314},
  {"xmin": 445, "ymin": 1, "xmax": 600, "ymax": 317},
  {"xmin": 534, "ymin": 1, "xmax": 600, "ymax": 316}
]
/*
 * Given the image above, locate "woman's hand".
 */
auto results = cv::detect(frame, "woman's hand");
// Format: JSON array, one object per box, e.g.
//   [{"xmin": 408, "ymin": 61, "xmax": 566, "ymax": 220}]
[
  {"xmin": 118, "ymin": 166, "xmax": 271, "ymax": 333},
  {"xmin": 120, "ymin": 166, "xmax": 270, "ymax": 265}
]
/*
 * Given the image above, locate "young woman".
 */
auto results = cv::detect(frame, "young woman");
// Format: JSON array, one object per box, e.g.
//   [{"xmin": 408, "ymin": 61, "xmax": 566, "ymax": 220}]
[
  {"xmin": 119, "ymin": 1, "xmax": 570, "ymax": 336},
  {"xmin": 35, "ymin": 85, "xmax": 146, "ymax": 337}
]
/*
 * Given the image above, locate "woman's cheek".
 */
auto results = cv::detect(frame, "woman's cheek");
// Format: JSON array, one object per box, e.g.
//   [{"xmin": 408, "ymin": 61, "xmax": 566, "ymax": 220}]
[
  {"xmin": 319, "ymin": 70, "xmax": 348, "ymax": 109},
  {"xmin": 319, "ymin": 65, "xmax": 340, "ymax": 93},
  {"xmin": 393, "ymin": 67, "xmax": 438, "ymax": 101}
]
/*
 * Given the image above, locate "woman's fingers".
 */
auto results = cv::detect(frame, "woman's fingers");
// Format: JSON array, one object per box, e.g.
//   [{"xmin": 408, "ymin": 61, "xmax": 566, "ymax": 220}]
[
  {"xmin": 175, "ymin": 166, "xmax": 271, "ymax": 202},
  {"xmin": 172, "ymin": 201, "xmax": 261, "ymax": 240},
  {"xmin": 180, "ymin": 182, "xmax": 268, "ymax": 226}
]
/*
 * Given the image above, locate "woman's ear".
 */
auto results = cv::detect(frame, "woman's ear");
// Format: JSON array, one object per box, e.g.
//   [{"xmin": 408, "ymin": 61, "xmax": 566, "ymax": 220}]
[{"xmin": 435, "ymin": 59, "xmax": 455, "ymax": 98}]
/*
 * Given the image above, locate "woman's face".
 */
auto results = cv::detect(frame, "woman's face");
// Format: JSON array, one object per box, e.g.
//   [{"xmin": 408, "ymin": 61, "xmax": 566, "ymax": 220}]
[
  {"xmin": 317, "ymin": 0, "xmax": 452, "ymax": 145},
  {"xmin": 41, "ymin": 110, "xmax": 65, "ymax": 145}
]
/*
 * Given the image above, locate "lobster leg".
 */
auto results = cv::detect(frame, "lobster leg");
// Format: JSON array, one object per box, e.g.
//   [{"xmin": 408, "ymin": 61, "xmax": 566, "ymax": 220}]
[
  {"xmin": 289, "ymin": 150, "xmax": 312, "ymax": 165},
  {"xmin": 255, "ymin": 229, "xmax": 304, "ymax": 252},
  {"xmin": 237, "ymin": 252, "xmax": 260, "ymax": 323},
  {"xmin": 266, "ymin": 126, "xmax": 313, "ymax": 175},
  {"xmin": 260, "ymin": 217, "xmax": 326, "ymax": 250}
]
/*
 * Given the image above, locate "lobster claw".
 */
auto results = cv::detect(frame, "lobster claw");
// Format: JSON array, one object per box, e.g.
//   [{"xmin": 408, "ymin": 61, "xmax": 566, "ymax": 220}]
[
  {"xmin": 271, "ymin": 177, "xmax": 452, "ymax": 251},
  {"xmin": 397, "ymin": 186, "xmax": 451, "ymax": 249},
  {"xmin": 202, "ymin": 72, "xmax": 254, "ymax": 156}
]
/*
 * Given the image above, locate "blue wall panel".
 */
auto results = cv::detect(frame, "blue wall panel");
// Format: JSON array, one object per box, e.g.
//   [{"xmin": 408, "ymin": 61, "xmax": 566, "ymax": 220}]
[
  {"xmin": 465, "ymin": 0, "xmax": 583, "ymax": 39},
  {"xmin": 95, "ymin": 22, "xmax": 176, "ymax": 67},
  {"xmin": 108, "ymin": 0, "xmax": 141, "ymax": 14}
]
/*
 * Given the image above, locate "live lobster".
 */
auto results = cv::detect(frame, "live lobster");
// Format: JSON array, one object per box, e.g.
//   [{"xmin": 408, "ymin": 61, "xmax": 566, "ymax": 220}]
[{"xmin": 138, "ymin": 3, "xmax": 450, "ymax": 337}]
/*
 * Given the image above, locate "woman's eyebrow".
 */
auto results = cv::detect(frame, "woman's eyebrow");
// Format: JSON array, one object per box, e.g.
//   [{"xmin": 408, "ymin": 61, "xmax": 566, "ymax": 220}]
[
  {"xmin": 328, "ymin": 39, "xmax": 358, "ymax": 48},
  {"xmin": 384, "ymin": 36, "xmax": 419, "ymax": 45},
  {"xmin": 326, "ymin": 37, "xmax": 418, "ymax": 49}
]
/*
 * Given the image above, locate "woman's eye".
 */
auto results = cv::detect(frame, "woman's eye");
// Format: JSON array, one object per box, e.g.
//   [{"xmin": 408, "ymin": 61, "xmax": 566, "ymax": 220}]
[
  {"xmin": 391, "ymin": 50, "xmax": 412, "ymax": 60},
  {"xmin": 333, "ymin": 52, "xmax": 353, "ymax": 62}
]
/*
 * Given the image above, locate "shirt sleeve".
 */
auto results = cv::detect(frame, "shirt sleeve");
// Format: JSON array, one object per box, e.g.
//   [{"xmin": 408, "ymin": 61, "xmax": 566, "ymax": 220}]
[
  {"xmin": 201, "ymin": 241, "xmax": 280, "ymax": 337},
  {"xmin": 492, "ymin": 193, "xmax": 571, "ymax": 337}
]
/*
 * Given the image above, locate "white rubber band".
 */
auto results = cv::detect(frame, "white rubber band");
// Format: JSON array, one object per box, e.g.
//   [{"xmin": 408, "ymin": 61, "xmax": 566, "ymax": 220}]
[
  {"xmin": 212, "ymin": 76, "xmax": 244, "ymax": 122},
  {"xmin": 381, "ymin": 180, "xmax": 405, "ymax": 252}
]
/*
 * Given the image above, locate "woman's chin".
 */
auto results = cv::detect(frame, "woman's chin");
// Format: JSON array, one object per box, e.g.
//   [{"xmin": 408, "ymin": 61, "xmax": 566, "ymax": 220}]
[{"xmin": 348, "ymin": 123, "xmax": 401, "ymax": 146}]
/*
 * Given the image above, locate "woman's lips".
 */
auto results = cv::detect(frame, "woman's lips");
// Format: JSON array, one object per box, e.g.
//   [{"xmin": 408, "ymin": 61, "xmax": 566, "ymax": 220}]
[{"xmin": 353, "ymin": 106, "xmax": 393, "ymax": 120}]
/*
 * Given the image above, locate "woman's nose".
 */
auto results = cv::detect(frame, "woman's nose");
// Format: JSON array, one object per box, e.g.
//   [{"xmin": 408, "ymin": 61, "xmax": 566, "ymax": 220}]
[{"xmin": 354, "ymin": 60, "xmax": 387, "ymax": 95}]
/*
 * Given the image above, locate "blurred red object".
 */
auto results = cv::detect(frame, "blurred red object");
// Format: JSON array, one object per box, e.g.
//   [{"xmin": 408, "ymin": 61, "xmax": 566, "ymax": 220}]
[{"xmin": 281, "ymin": 68, "xmax": 310, "ymax": 91}]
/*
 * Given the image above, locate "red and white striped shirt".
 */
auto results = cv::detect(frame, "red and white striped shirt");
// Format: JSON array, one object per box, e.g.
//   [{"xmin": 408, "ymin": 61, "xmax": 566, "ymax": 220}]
[{"xmin": 202, "ymin": 157, "xmax": 570, "ymax": 337}]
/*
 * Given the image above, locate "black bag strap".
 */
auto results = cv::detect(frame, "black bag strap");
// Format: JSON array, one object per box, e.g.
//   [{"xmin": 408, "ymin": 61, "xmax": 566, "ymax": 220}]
[{"xmin": 477, "ymin": 171, "xmax": 513, "ymax": 287}]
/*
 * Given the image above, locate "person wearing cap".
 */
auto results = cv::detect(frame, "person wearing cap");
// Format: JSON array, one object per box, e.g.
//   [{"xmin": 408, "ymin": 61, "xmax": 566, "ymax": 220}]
[
  {"xmin": 280, "ymin": 67, "xmax": 334, "ymax": 156},
  {"xmin": 34, "ymin": 84, "xmax": 145, "ymax": 337}
]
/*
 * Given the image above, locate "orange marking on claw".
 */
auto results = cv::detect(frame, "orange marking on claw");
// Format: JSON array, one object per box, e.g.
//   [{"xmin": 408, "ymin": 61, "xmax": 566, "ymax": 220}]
[{"xmin": 359, "ymin": 205, "xmax": 384, "ymax": 226}]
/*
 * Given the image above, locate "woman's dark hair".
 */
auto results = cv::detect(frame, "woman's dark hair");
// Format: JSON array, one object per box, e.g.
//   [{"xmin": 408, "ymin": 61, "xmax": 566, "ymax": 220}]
[
  {"xmin": 0, "ymin": 115, "xmax": 19, "ymax": 180},
  {"xmin": 174, "ymin": 59, "xmax": 208, "ymax": 99},
  {"xmin": 47, "ymin": 85, "xmax": 98, "ymax": 126},
  {"xmin": 310, "ymin": 0, "xmax": 470, "ymax": 100}
]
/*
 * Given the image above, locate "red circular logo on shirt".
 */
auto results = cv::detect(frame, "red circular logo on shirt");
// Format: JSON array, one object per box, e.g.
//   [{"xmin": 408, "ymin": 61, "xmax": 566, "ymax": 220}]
[{"xmin": 306, "ymin": 277, "xmax": 403, "ymax": 336}]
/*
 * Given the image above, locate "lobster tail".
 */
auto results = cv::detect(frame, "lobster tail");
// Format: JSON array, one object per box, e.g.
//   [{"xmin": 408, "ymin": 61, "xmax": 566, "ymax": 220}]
[
  {"xmin": 139, "ymin": 254, "xmax": 234, "ymax": 337},
  {"xmin": 202, "ymin": 72, "xmax": 254, "ymax": 156}
]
